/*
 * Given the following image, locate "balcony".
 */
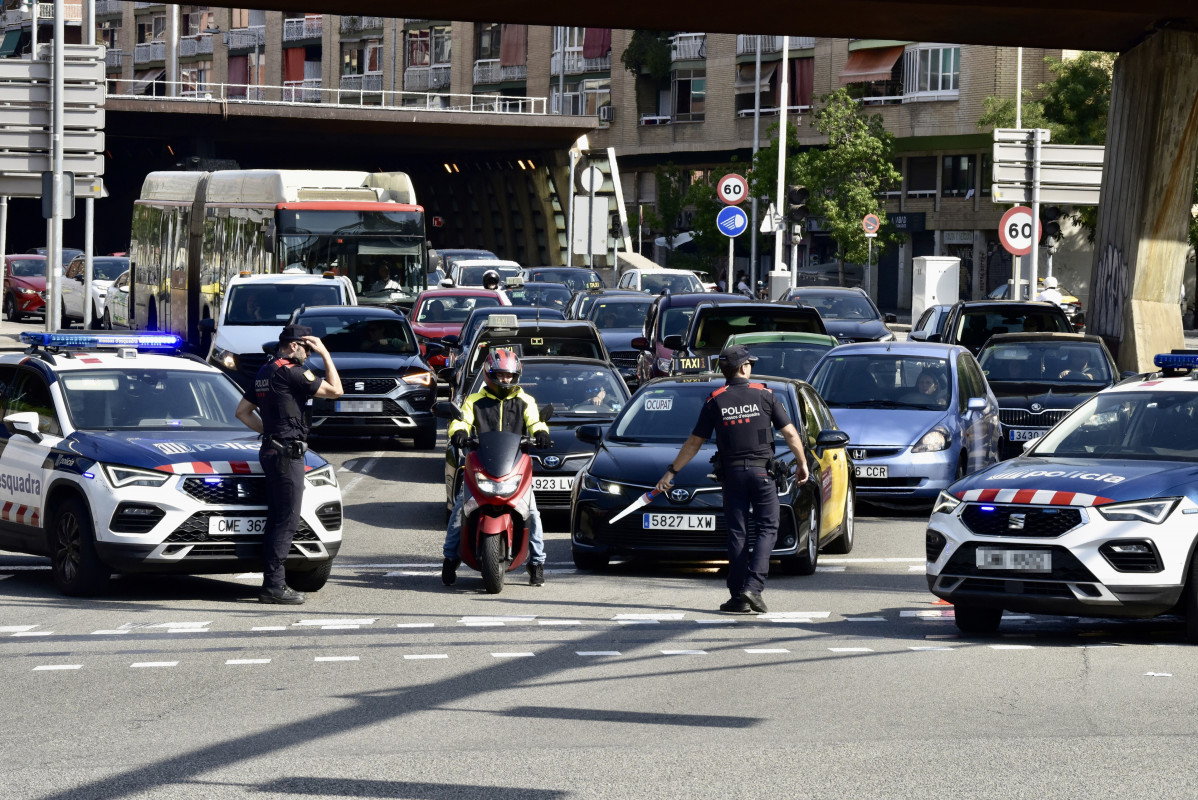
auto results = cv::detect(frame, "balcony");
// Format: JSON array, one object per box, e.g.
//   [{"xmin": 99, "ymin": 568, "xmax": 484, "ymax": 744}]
[
  {"xmin": 226, "ymin": 26, "xmax": 265, "ymax": 50},
  {"xmin": 670, "ymin": 33, "xmax": 705, "ymax": 61},
  {"xmin": 179, "ymin": 34, "xmax": 214, "ymax": 58},
  {"xmin": 133, "ymin": 41, "xmax": 165, "ymax": 64},
  {"xmin": 550, "ymin": 47, "xmax": 611, "ymax": 75},
  {"xmin": 283, "ymin": 78, "xmax": 322, "ymax": 103},
  {"xmin": 341, "ymin": 16, "xmax": 384, "ymax": 33},
  {"xmin": 340, "ymin": 72, "xmax": 382, "ymax": 93},
  {"xmin": 473, "ymin": 59, "xmax": 527, "ymax": 85},
  {"xmin": 735, "ymin": 35, "xmax": 816, "ymax": 55},
  {"xmin": 404, "ymin": 64, "xmax": 450, "ymax": 92},
  {"xmin": 95, "ymin": 0, "xmax": 122, "ymax": 16},
  {"xmin": 7, "ymin": 2, "xmax": 82, "ymax": 23},
  {"xmin": 283, "ymin": 16, "xmax": 322, "ymax": 42}
]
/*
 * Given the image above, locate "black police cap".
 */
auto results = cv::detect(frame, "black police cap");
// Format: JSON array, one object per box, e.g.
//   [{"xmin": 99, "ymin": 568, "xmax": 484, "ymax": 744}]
[
  {"xmin": 718, "ymin": 344, "xmax": 758, "ymax": 369},
  {"xmin": 279, "ymin": 324, "xmax": 313, "ymax": 343}
]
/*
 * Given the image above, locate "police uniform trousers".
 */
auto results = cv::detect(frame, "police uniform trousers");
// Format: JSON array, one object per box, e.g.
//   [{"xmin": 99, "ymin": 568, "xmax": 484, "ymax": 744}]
[
  {"xmin": 261, "ymin": 443, "xmax": 306, "ymax": 591},
  {"xmin": 723, "ymin": 463, "xmax": 780, "ymax": 596}
]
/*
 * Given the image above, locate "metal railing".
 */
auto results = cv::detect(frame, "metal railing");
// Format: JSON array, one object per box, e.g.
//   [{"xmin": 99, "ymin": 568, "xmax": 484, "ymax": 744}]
[
  {"xmin": 95, "ymin": 0, "xmax": 122, "ymax": 16},
  {"xmin": 283, "ymin": 16, "xmax": 322, "ymax": 42},
  {"xmin": 735, "ymin": 35, "xmax": 815, "ymax": 55},
  {"xmin": 106, "ymin": 77, "xmax": 548, "ymax": 115},
  {"xmin": 549, "ymin": 47, "xmax": 611, "ymax": 75},
  {"xmin": 670, "ymin": 33, "xmax": 705, "ymax": 61},
  {"xmin": 178, "ymin": 34, "xmax": 214, "ymax": 58},
  {"xmin": 340, "ymin": 72, "xmax": 382, "ymax": 93},
  {"xmin": 226, "ymin": 26, "xmax": 265, "ymax": 50},
  {"xmin": 737, "ymin": 104, "xmax": 812, "ymax": 117},
  {"xmin": 104, "ymin": 48, "xmax": 123, "ymax": 70},
  {"xmin": 133, "ymin": 40, "xmax": 165, "ymax": 64},
  {"xmin": 341, "ymin": 16, "xmax": 385, "ymax": 33},
  {"xmin": 403, "ymin": 64, "xmax": 451, "ymax": 92},
  {"xmin": 473, "ymin": 59, "xmax": 527, "ymax": 84}
]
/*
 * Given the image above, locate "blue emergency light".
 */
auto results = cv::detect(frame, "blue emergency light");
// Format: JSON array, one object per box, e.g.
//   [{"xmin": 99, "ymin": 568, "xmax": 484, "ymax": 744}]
[
  {"xmin": 1152, "ymin": 351, "xmax": 1198, "ymax": 371},
  {"xmin": 20, "ymin": 331, "xmax": 184, "ymax": 351}
]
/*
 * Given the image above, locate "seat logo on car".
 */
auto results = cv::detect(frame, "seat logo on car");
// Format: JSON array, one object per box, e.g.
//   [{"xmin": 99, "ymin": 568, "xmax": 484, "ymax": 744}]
[
  {"xmin": 1008, "ymin": 513, "xmax": 1026, "ymax": 531},
  {"xmin": 354, "ymin": 381, "xmax": 365, "ymax": 392},
  {"xmin": 543, "ymin": 455, "xmax": 561, "ymax": 469},
  {"xmin": 668, "ymin": 488, "xmax": 691, "ymax": 503}
]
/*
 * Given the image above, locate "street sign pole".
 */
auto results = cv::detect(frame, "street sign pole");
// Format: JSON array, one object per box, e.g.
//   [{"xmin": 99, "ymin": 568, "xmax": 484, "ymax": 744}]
[
  {"xmin": 1029, "ymin": 129, "xmax": 1041, "ymax": 290},
  {"xmin": 83, "ymin": 0, "xmax": 95, "ymax": 329},
  {"xmin": 773, "ymin": 36, "xmax": 789, "ymax": 274},
  {"xmin": 49, "ymin": 0, "xmax": 66, "ymax": 332}
]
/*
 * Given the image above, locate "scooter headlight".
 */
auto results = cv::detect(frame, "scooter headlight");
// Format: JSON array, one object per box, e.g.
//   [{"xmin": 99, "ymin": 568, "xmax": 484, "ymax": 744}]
[{"xmin": 474, "ymin": 471, "xmax": 521, "ymax": 498}]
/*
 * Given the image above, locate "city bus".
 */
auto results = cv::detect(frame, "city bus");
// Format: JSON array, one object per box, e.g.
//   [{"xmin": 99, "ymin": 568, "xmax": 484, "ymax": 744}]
[{"xmin": 129, "ymin": 169, "xmax": 426, "ymax": 351}]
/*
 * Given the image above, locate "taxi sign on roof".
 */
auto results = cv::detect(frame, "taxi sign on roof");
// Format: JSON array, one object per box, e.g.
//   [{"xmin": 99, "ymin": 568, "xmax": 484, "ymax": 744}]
[
  {"xmin": 485, "ymin": 314, "xmax": 519, "ymax": 328},
  {"xmin": 672, "ymin": 355, "xmax": 712, "ymax": 374}
]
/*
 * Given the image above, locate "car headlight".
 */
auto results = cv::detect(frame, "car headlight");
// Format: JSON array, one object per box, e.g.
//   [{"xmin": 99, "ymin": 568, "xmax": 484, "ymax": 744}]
[
  {"xmin": 879, "ymin": 331, "xmax": 897, "ymax": 342},
  {"xmin": 912, "ymin": 426, "xmax": 951, "ymax": 453},
  {"xmin": 101, "ymin": 464, "xmax": 171, "ymax": 488},
  {"xmin": 1096, "ymin": 498, "xmax": 1180, "ymax": 525},
  {"xmin": 581, "ymin": 472, "xmax": 623, "ymax": 495},
  {"xmin": 655, "ymin": 357, "xmax": 672, "ymax": 374},
  {"xmin": 305, "ymin": 464, "xmax": 338, "ymax": 488},
  {"xmin": 932, "ymin": 490, "xmax": 961, "ymax": 515},
  {"xmin": 17, "ymin": 286, "xmax": 38, "ymax": 295},
  {"xmin": 403, "ymin": 370, "xmax": 433, "ymax": 386},
  {"xmin": 212, "ymin": 346, "xmax": 237, "ymax": 370},
  {"xmin": 474, "ymin": 471, "xmax": 521, "ymax": 497}
]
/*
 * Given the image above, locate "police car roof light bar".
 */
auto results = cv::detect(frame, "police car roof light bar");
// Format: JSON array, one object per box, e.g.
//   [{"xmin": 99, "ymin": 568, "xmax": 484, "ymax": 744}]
[
  {"xmin": 20, "ymin": 331, "xmax": 184, "ymax": 352},
  {"xmin": 1152, "ymin": 351, "xmax": 1198, "ymax": 372}
]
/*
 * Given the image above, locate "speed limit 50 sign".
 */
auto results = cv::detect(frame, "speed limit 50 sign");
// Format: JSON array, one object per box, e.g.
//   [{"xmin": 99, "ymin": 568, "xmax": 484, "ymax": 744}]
[
  {"xmin": 998, "ymin": 205, "xmax": 1041, "ymax": 256},
  {"xmin": 717, "ymin": 173, "xmax": 748, "ymax": 205}
]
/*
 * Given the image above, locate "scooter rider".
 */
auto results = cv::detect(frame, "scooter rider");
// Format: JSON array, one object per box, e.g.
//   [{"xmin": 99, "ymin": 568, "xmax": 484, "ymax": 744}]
[
  {"xmin": 443, "ymin": 348, "xmax": 552, "ymax": 587},
  {"xmin": 482, "ymin": 269, "xmax": 502, "ymax": 291}
]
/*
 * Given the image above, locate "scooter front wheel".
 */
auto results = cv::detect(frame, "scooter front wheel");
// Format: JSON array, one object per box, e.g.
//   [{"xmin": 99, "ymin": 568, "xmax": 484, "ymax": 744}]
[{"xmin": 480, "ymin": 534, "xmax": 507, "ymax": 594}]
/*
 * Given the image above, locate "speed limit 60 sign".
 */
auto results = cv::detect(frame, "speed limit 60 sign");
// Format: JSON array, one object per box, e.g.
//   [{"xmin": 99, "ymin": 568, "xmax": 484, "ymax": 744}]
[
  {"xmin": 999, "ymin": 205, "xmax": 1041, "ymax": 256},
  {"xmin": 717, "ymin": 173, "xmax": 748, "ymax": 206}
]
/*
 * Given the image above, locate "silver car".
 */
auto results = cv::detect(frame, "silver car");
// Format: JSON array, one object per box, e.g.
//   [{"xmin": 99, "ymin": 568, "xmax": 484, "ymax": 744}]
[{"xmin": 809, "ymin": 342, "xmax": 1001, "ymax": 506}]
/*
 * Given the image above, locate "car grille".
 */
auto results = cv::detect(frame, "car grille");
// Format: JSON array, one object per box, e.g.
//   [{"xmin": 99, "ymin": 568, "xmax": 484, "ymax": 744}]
[
  {"xmin": 536, "ymin": 490, "xmax": 573, "ymax": 508},
  {"xmin": 609, "ymin": 350, "xmax": 639, "ymax": 370},
  {"xmin": 110, "ymin": 503, "xmax": 166, "ymax": 533},
  {"xmin": 165, "ymin": 511, "xmax": 319, "ymax": 542},
  {"xmin": 1099, "ymin": 540, "xmax": 1163, "ymax": 573},
  {"xmin": 956, "ymin": 577, "xmax": 1077, "ymax": 598},
  {"xmin": 182, "ymin": 476, "xmax": 268, "ymax": 505},
  {"xmin": 163, "ymin": 542, "xmax": 315, "ymax": 558},
  {"xmin": 847, "ymin": 447, "xmax": 903, "ymax": 460},
  {"xmin": 999, "ymin": 408, "xmax": 1070, "ymax": 427},
  {"xmin": 960, "ymin": 504, "xmax": 1083, "ymax": 538},
  {"xmin": 942, "ymin": 542, "xmax": 1097, "ymax": 582},
  {"xmin": 344, "ymin": 377, "xmax": 400, "ymax": 394},
  {"xmin": 315, "ymin": 502, "xmax": 342, "ymax": 530},
  {"xmin": 236, "ymin": 353, "xmax": 269, "ymax": 383}
]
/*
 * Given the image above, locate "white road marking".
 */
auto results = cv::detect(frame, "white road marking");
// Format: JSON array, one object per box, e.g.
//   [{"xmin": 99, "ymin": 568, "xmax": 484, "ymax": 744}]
[
  {"xmin": 829, "ymin": 647, "xmax": 874, "ymax": 653},
  {"xmin": 131, "ymin": 661, "xmax": 178, "ymax": 668},
  {"xmin": 338, "ymin": 563, "xmax": 448, "ymax": 569},
  {"xmin": 314, "ymin": 656, "xmax": 360, "ymax": 662},
  {"xmin": 295, "ymin": 618, "xmax": 376, "ymax": 627},
  {"xmin": 339, "ymin": 453, "xmax": 383, "ymax": 495},
  {"xmin": 816, "ymin": 566, "xmax": 845, "ymax": 573},
  {"xmin": 909, "ymin": 646, "xmax": 954, "ymax": 651},
  {"xmin": 251, "ymin": 626, "xmax": 287, "ymax": 632},
  {"xmin": 577, "ymin": 651, "xmax": 621, "ymax": 657},
  {"xmin": 491, "ymin": 652, "xmax": 535, "ymax": 658},
  {"xmin": 395, "ymin": 623, "xmax": 435, "ymax": 628},
  {"xmin": 0, "ymin": 575, "xmax": 10, "ymax": 580},
  {"xmin": 12, "ymin": 631, "xmax": 53, "ymax": 637},
  {"xmin": 0, "ymin": 625, "xmax": 38, "ymax": 633},
  {"xmin": 461, "ymin": 615, "xmax": 537, "ymax": 623},
  {"xmin": 464, "ymin": 621, "xmax": 504, "ymax": 627},
  {"xmin": 538, "ymin": 620, "xmax": 581, "ymax": 626},
  {"xmin": 761, "ymin": 611, "xmax": 830, "ymax": 619},
  {"xmin": 661, "ymin": 650, "xmax": 707, "ymax": 655},
  {"xmin": 226, "ymin": 659, "xmax": 271, "ymax": 665},
  {"xmin": 745, "ymin": 648, "xmax": 790, "ymax": 654},
  {"xmin": 403, "ymin": 654, "xmax": 448, "ymax": 660},
  {"xmin": 990, "ymin": 644, "xmax": 1035, "ymax": 650},
  {"xmin": 819, "ymin": 557, "xmax": 924, "ymax": 564},
  {"xmin": 617, "ymin": 620, "xmax": 659, "ymax": 625},
  {"xmin": 321, "ymin": 625, "xmax": 361, "ymax": 630},
  {"xmin": 33, "ymin": 664, "xmax": 81, "ymax": 671},
  {"xmin": 91, "ymin": 630, "xmax": 130, "ymax": 635},
  {"xmin": 845, "ymin": 617, "xmax": 885, "ymax": 622},
  {"xmin": 612, "ymin": 613, "xmax": 684, "ymax": 621},
  {"xmin": 147, "ymin": 621, "xmax": 212, "ymax": 629},
  {"xmin": 0, "ymin": 565, "xmax": 49, "ymax": 570},
  {"xmin": 909, "ymin": 565, "xmax": 926, "ymax": 572},
  {"xmin": 1145, "ymin": 672, "xmax": 1173, "ymax": 677},
  {"xmin": 233, "ymin": 573, "xmax": 264, "ymax": 581},
  {"xmin": 900, "ymin": 610, "xmax": 954, "ymax": 618},
  {"xmin": 386, "ymin": 571, "xmax": 438, "ymax": 576}
]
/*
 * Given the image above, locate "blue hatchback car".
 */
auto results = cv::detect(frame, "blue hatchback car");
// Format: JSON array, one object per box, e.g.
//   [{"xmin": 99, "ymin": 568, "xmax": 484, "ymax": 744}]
[{"xmin": 809, "ymin": 342, "xmax": 1000, "ymax": 505}]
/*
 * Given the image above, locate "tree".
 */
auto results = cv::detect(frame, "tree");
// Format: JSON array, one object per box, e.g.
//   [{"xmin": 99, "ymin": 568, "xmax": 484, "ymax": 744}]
[
  {"xmin": 642, "ymin": 163, "xmax": 689, "ymax": 265},
  {"xmin": 621, "ymin": 31, "xmax": 674, "ymax": 83}
]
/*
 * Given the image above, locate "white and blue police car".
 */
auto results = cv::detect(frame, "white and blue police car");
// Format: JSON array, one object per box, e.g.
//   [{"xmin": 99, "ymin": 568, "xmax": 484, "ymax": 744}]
[
  {"xmin": 928, "ymin": 352, "xmax": 1198, "ymax": 641},
  {"xmin": 0, "ymin": 332, "xmax": 343, "ymax": 596}
]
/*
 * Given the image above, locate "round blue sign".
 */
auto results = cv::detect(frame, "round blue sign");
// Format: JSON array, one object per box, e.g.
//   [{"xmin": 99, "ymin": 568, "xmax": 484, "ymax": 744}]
[{"xmin": 716, "ymin": 206, "xmax": 749, "ymax": 238}]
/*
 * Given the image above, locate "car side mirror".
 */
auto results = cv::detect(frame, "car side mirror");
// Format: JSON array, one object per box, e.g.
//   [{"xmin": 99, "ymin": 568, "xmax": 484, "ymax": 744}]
[
  {"xmin": 925, "ymin": 332, "xmax": 942, "ymax": 343},
  {"xmin": 261, "ymin": 341, "xmax": 278, "ymax": 355},
  {"xmin": 423, "ymin": 341, "xmax": 447, "ymax": 358},
  {"xmin": 198, "ymin": 318, "xmax": 215, "ymax": 333},
  {"xmin": 4, "ymin": 412, "xmax": 42, "ymax": 443},
  {"xmin": 74, "ymin": 273, "xmax": 84, "ymax": 282},
  {"xmin": 575, "ymin": 423, "xmax": 608, "ymax": 445},
  {"xmin": 907, "ymin": 330, "xmax": 928, "ymax": 342},
  {"xmin": 434, "ymin": 401, "xmax": 462, "ymax": 421},
  {"xmin": 967, "ymin": 396, "xmax": 986, "ymax": 411},
  {"xmin": 440, "ymin": 335, "xmax": 460, "ymax": 347},
  {"xmin": 884, "ymin": 313, "xmax": 898, "ymax": 324},
  {"xmin": 630, "ymin": 336, "xmax": 648, "ymax": 350},
  {"xmin": 814, "ymin": 428, "xmax": 849, "ymax": 457},
  {"xmin": 663, "ymin": 334, "xmax": 683, "ymax": 351},
  {"xmin": 119, "ymin": 284, "xmax": 129, "ymax": 293}
]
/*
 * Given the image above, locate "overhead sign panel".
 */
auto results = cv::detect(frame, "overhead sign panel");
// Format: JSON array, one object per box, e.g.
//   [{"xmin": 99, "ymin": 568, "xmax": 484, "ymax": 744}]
[
  {"xmin": 992, "ymin": 184, "xmax": 1101, "ymax": 205},
  {"xmin": 992, "ymin": 163, "xmax": 1104, "ymax": 187},
  {"xmin": 0, "ymin": 173, "xmax": 105, "ymax": 199},
  {"xmin": 0, "ymin": 59, "xmax": 104, "ymax": 82},
  {"xmin": 0, "ymin": 151, "xmax": 104, "ymax": 174},
  {"xmin": 0, "ymin": 128, "xmax": 103, "ymax": 152},
  {"xmin": 0, "ymin": 82, "xmax": 105, "ymax": 105},
  {"xmin": 993, "ymin": 141, "xmax": 1106, "ymax": 166}
]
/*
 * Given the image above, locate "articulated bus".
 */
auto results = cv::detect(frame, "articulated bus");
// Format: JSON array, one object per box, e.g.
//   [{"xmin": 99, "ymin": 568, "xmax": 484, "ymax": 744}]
[{"xmin": 129, "ymin": 169, "xmax": 427, "ymax": 350}]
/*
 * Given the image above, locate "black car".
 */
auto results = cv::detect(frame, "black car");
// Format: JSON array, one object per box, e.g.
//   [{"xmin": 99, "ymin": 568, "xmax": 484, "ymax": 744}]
[
  {"xmin": 910, "ymin": 300, "xmax": 1074, "ymax": 354},
  {"xmin": 524, "ymin": 266, "xmax": 606, "ymax": 292},
  {"xmin": 585, "ymin": 294, "xmax": 653, "ymax": 387},
  {"xmin": 565, "ymin": 287, "xmax": 643, "ymax": 320},
  {"xmin": 633, "ymin": 291, "xmax": 743, "ymax": 384},
  {"xmin": 977, "ymin": 332, "xmax": 1126, "ymax": 459},
  {"xmin": 570, "ymin": 374, "xmax": 852, "ymax": 571},
  {"xmin": 670, "ymin": 301, "xmax": 828, "ymax": 360},
  {"xmin": 442, "ymin": 357, "xmax": 631, "ymax": 513},
  {"xmin": 430, "ymin": 248, "xmax": 497, "ymax": 275},
  {"xmin": 442, "ymin": 305, "xmax": 565, "ymax": 388},
  {"xmin": 287, "ymin": 305, "xmax": 440, "ymax": 449},
  {"xmin": 780, "ymin": 286, "xmax": 897, "ymax": 343},
  {"xmin": 505, "ymin": 281, "xmax": 573, "ymax": 313}
]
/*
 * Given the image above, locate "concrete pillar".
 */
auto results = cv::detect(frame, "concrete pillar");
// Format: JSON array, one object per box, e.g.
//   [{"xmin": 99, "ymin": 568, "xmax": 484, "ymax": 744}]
[{"xmin": 1088, "ymin": 30, "xmax": 1198, "ymax": 371}]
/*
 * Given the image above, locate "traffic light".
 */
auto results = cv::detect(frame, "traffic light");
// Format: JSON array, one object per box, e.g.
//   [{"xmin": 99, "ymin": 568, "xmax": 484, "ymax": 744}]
[
  {"xmin": 1042, "ymin": 206, "xmax": 1062, "ymax": 248},
  {"xmin": 786, "ymin": 185, "xmax": 809, "ymax": 224}
]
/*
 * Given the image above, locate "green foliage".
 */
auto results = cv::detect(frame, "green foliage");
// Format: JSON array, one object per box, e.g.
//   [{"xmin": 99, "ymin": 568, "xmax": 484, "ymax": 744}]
[
  {"xmin": 642, "ymin": 163, "xmax": 688, "ymax": 266},
  {"xmin": 621, "ymin": 31, "xmax": 674, "ymax": 84}
]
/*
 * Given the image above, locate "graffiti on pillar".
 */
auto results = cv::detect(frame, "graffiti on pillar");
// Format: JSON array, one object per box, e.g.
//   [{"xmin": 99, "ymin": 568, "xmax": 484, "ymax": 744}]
[{"xmin": 1090, "ymin": 242, "xmax": 1128, "ymax": 342}]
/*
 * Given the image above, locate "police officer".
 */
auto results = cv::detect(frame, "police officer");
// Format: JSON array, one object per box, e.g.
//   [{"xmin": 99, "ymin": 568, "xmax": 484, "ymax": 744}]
[
  {"xmin": 656, "ymin": 344, "xmax": 810, "ymax": 613},
  {"xmin": 235, "ymin": 324, "xmax": 343, "ymax": 605}
]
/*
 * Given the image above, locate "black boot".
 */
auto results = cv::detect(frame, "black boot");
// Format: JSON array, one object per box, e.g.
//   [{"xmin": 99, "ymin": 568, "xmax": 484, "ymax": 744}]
[
  {"xmin": 441, "ymin": 557, "xmax": 460, "ymax": 586},
  {"xmin": 528, "ymin": 563, "xmax": 545, "ymax": 586}
]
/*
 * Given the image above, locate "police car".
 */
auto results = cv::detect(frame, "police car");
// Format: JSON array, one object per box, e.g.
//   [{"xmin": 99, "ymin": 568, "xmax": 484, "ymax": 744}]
[
  {"xmin": 0, "ymin": 332, "xmax": 343, "ymax": 596},
  {"xmin": 928, "ymin": 352, "xmax": 1198, "ymax": 641}
]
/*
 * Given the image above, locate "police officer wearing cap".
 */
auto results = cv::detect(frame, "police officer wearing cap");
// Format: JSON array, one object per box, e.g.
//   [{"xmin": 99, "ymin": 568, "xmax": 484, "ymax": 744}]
[
  {"xmin": 236, "ymin": 324, "xmax": 343, "ymax": 605},
  {"xmin": 656, "ymin": 344, "xmax": 810, "ymax": 613}
]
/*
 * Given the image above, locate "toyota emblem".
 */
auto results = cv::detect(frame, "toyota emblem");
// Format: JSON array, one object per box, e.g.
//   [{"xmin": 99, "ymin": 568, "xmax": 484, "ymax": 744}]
[
  {"xmin": 669, "ymin": 488, "xmax": 691, "ymax": 503},
  {"xmin": 543, "ymin": 455, "xmax": 561, "ymax": 469},
  {"xmin": 1031, "ymin": 402, "xmax": 1043, "ymax": 412}
]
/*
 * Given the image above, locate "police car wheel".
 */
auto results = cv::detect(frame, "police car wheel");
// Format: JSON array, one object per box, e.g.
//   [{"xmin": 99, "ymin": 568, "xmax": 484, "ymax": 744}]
[
  {"xmin": 49, "ymin": 497, "xmax": 110, "ymax": 596},
  {"xmin": 953, "ymin": 604, "xmax": 1003, "ymax": 635},
  {"xmin": 824, "ymin": 484, "xmax": 855, "ymax": 555},
  {"xmin": 780, "ymin": 497, "xmax": 820, "ymax": 576},
  {"xmin": 285, "ymin": 560, "xmax": 332, "ymax": 593},
  {"xmin": 572, "ymin": 549, "xmax": 610, "ymax": 571}
]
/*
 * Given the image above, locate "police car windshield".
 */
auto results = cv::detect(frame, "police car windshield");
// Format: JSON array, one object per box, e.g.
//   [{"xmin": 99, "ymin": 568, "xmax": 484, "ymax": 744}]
[
  {"xmin": 471, "ymin": 363, "xmax": 626, "ymax": 414},
  {"xmin": 742, "ymin": 341, "xmax": 831, "ymax": 382},
  {"xmin": 294, "ymin": 314, "xmax": 417, "ymax": 354},
  {"xmin": 226, "ymin": 284, "xmax": 343, "ymax": 326},
  {"xmin": 58, "ymin": 369, "xmax": 247, "ymax": 430},
  {"xmin": 1033, "ymin": 390, "xmax": 1198, "ymax": 461},
  {"xmin": 811, "ymin": 354, "xmax": 951, "ymax": 411},
  {"xmin": 979, "ymin": 341, "xmax": 1111, "ymax": 386},
  {"xmin": 611, "ymin": 381, "xmax": 795, "ymax": 443}
]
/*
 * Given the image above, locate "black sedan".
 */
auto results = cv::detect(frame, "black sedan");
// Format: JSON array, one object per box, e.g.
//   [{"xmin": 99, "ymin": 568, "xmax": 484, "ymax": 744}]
[
  {"xmin": 505, "ymin": 281, "xmax": 573, "ymax": 313},
  {"xmin": 570, "ymin": 374, "xmax": 853, "ymax": 572},
  {"xmin": 586, "ymin": 294, "xmax": 653, "ymax": 387},
  {"xmin": 524, "ymin": 266, "xmax": 606, "ymax": 292},
  {"xmin": 288, "ymin": 305, "xmax": 440, "ymax": 449},
  {"xmin": 442, "ymin": 358, "xmax": 631, "ymax": 512},
  {"xmin": 780, "ymin": 286, "xmax": 897, "ymax": 343},
  {"xmin": 977, "ymin": 332, "xmax": 1126, "ymax": 459}
]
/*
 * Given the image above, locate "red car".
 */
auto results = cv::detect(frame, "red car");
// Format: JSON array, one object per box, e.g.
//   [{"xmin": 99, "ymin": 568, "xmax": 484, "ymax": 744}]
[
  {"xmin": 3, "ymin": 254, "xmax": 47, "ymax": 322},
  {"xmin": 409, "ymin": 287, "xmax": 511, "ymax": 371}
]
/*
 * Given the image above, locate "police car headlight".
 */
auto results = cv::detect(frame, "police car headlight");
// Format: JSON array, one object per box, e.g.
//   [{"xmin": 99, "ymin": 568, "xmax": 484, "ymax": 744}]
[
  {"xmin": 101, "ymin": 464, "xmax": 171, "ymax": 488},
  {"xmin": 474, "ymin": 471, "xmax": 520, "ymax": 497},
  {"xmin": 932, "ymin": 491, "xmax": 961, "ymax": 515},
  {"xmin": 1096, "ymin": 498, "xmax": 1180, "ymax": 525},
  {"xmin": 305, "ymin": 464, "xmax": 338, "ymax": 488},
  {"xmin": 912, "ymin": 426, "xmax": 951, "ymax": 453},
  {"xmin": 212, "ymin": 346, "xmax": 237, "ymax": 371}
]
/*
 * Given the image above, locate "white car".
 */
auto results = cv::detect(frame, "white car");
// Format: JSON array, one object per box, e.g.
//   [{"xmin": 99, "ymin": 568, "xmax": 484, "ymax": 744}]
[
  {"xmin": 205, "ymin": 272, "xmax": 356, "ymax": 391},
  {"xmin": 615, "ymin": 267, "xmax": 705, "ymax": 295},
  {"xmin": 99, "ymin": 269, "xmax": 132, "ymax": 329},
  {"xmin": 61, "ymin": 255, "xmax": 128, "ymax": 327},
  {"xmin": 445, "ymin": 258, "xmax": 522, "ymax": 288},
  {"xmin": 0, "ymin": 331, "xmax": 344, "ymax": 596}
]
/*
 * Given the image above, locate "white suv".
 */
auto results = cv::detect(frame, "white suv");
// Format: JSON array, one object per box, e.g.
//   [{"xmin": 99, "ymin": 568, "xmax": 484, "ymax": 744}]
[{"xmin": 616, "ymin": 267, "xmax": 705, "ymax": 295}]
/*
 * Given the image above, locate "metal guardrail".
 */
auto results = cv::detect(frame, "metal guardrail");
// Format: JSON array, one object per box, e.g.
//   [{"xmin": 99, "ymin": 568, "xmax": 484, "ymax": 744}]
[
  {"xmin": 403, "ymin": 64, "xmax": 450, "ymax": 92},
  {"xmin": 549, "ymin": 48, "xmax": 611, "ymax": 75},
  {"xmin": 178, "ymin": 34, "xmax": 214, "ymax": 58},
  {"xmin": 735, "ymin": 35, "xmax": 815, "ymax": 55},
  {"xmin": 106, "ymin": 77, "xmax": 549, "ymax": 115},
  {"xmin": 133, "ymin": 41, "xmax": 165, "ymax": 64},
  {"xmin": 341, "ymin": 16, "xmax": 385, "ymax": 33},
  {"xmin": 670, "ymin": 33, "xmax": 705, "ymax": 61},
  {"xmin": 226, "ymin": 26, "xmax": 265, "ymax": 50},
  {"xmin": 282, "ymin": 16, "xmax": 322, "ymax": 42}
]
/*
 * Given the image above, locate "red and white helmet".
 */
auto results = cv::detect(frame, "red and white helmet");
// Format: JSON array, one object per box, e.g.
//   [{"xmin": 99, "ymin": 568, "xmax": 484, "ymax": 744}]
[{"xmin": 483, "ymin": 348, "xmax": 522, "ymax": 398}]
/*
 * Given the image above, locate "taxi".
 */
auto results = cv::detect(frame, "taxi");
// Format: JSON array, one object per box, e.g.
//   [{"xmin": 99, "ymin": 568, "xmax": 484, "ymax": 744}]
[
  {"xmin": 570, "ymin": 368, "xmax": 853, "ymax": 572},
  {"xmin": 928, "ymin": 352, "xmax": 1198, "ymax": 641},
  {"xmin": 0, "ymin": 332, "xmax": 343, "ymax": 596}
]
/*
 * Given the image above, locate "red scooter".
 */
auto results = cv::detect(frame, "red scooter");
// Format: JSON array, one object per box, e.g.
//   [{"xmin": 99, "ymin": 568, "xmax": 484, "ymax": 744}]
[{"xmin": 458, "ymin": 429, "xmax": 535, "ymax": 593}]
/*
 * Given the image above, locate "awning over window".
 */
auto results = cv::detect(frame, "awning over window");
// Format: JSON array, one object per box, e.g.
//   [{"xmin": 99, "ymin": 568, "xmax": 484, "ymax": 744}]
[
  {"xmin": 131, "ymin": 68, "xmax": 164, "ymax": 95},
  {"xmin": 733, "ymin": 62, "xmax": 777, "ymax": 95},
  {"xmin": 0, "ymin": 30, "xmax": 22, "ymax": 58},
  {"xmin": 838, "ymin": 45, "xmax": 904, "ymax": 85}
]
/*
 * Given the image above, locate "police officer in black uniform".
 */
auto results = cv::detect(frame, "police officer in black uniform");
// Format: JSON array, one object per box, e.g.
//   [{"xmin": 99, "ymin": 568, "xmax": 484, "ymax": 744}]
[
  {"xmin": 235, "ymin": 324, "xmax": 343, "ymax": 605},
  {"xmin": 656, "ymin": 344, "xmax": 810, "ymax": 613}
]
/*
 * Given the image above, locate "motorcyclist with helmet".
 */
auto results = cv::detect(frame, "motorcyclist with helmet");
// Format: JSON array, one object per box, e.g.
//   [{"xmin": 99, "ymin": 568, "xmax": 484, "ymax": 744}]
[
  {"xmin": 482, "ymin": 269, "xmax": 502, "ymax": 291},
  {"xmin": 442, "ymin": 347, "xmax": 553, "ymax": 587}
]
